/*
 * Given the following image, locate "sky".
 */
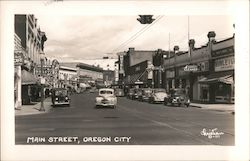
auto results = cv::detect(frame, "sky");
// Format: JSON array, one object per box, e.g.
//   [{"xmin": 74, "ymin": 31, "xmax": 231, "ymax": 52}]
[{"xmin": 35, "ymin": 14, "xmax": 235, "ymax": 62}]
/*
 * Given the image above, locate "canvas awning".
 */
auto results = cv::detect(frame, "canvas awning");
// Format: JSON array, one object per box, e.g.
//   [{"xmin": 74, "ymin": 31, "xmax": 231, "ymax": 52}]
[
  {"xmin": 21, "ymin": 70, "xmax": 37, "ymax": 85},
  {"xmin": 199, "ymin": 72, "xmax": 234, "ymax": 84}
]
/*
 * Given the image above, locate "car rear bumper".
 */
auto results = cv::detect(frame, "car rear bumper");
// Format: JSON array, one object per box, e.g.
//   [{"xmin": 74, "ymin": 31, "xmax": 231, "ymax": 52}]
[
  {"xmin": 54, "ymin": 102, "xmax": 70, "ymax": 105},
  {"xmin": 96, "ymin": 102, "xmax": 115, "ymax": 106}
]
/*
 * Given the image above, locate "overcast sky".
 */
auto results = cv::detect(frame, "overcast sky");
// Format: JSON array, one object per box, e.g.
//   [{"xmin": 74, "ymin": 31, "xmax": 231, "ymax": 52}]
[{"xmin": 35, "ymin": 14, "xmax": 234, "ymax": 62}]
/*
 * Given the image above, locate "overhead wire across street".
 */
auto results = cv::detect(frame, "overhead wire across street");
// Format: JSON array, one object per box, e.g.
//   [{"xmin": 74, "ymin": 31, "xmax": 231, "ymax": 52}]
[{"xmin": 112, "ymin": 15, "xmax": 164, "ymax": 53}]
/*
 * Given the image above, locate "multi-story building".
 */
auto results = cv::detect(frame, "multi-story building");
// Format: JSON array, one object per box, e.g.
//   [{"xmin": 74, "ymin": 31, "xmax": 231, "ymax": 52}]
[
  {"xmin": 122, "ymin": 48, "xmax": 156, "ymax": 87},
  {"xmin": 14, "ymin": 14, "xmax": 47, "ymax": 105}
]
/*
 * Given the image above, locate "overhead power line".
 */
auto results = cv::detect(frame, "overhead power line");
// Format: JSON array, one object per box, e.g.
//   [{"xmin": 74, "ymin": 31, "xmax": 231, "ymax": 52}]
[{"xmin": 112, "ymin": 15, "xmax": 164, "ymax": 53}]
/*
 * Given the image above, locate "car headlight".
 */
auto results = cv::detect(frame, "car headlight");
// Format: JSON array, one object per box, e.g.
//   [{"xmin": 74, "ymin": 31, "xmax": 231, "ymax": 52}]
[
  {"xmin": 65, "ymin": 97, "xmax": 68, "ymax": 100},
  {"xmin": 55, "ymin": 98, "xmax": 58, "ymax": 100}
]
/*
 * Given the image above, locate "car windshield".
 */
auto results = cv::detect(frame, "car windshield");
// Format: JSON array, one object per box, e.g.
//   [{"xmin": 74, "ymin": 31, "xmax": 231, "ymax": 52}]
[
  {"xmin": 55, "ymin": 90, "xmax": 67, "ymax": 96},
  {"xmin": 100, "ymin": 90, "xmax": 113, "ymax": 95}
]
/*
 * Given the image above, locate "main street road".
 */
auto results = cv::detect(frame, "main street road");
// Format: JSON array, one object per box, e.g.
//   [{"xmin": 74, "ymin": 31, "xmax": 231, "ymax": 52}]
[{"xmin": 15, "ymin": 92, "xmax": 234, "ymax": 145}]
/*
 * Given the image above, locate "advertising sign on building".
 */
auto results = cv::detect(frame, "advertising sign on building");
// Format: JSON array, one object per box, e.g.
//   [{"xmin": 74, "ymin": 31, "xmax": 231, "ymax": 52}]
[
  {"xmin": 214, "ymin": 56, "xmax": 234, "ymax": 72},
  {"xmin": 166, "ymin": 70, "xmax": 175, "ymax": 78},
  {"xmin": 14, "ymin": 52, "xmax": 24, "ymax": 66},
  {"xmin": 184, "ymin": 64, "xmax": 199, "ymax": 72}
]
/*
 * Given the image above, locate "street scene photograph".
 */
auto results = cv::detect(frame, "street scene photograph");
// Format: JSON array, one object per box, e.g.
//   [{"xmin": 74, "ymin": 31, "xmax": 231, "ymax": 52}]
[{"xmin": 14, "ymin": 13, "xmax": 235, "ymax": 146}]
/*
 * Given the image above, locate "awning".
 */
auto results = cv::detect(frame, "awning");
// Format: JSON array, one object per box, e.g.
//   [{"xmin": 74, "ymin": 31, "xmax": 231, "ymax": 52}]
[
  {"xmin": 65, "ymin": 84, "xmax": 75, "ymax": 88},
  {"xmin": 21, "ymin": 70, "xmax": 37, "ymax": 85},
  {"xmin": 199, "ymin": 72, "xmax": 234, "ymax": 84}
]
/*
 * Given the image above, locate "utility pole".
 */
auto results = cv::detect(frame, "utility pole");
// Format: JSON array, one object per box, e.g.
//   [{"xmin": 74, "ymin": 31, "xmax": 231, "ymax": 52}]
[{"xmin": 39, "ymin": 52, "xmax": 45, "ymax": 111}]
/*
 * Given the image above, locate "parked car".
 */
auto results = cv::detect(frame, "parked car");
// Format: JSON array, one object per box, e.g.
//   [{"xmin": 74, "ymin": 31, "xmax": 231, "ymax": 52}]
[
  {"xmin": 95, "ymin": 88, "xmax": 117, "ymax": 108},
  {"xmin": 114, "ymin": 88, "xmax": 125, "ymax": 97},
  {"xmin": 132, "ymin": 88, "xmax": 141, "ymax": 100},
  {"xmin": 89, "ymin": 87, "xmax": 97, "ymax": 93},
  {"xmin": 127, "ymin": 88, "xmax": 135, "ymax": 99},
  {"xmin": 164, "ymin": 88, "xmax": 190, "ymax": 107},
  {"xmin": 138, "ymin": 88, "xmax": 153, "ymax": 102},
  {"xmin": 51, "ymin": 88, "xmax": 70, "ymax": 106},
  {"xmin": 148, "ymin": 88, "xmax": 168, "ymax": 104}
]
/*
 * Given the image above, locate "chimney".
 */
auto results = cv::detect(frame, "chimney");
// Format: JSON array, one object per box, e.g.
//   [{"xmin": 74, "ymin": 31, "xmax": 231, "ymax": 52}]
[
  {"xmin": 207, "ymin": 31, "xmax": 216, "ymax": 43},
  {"xmin": 188, "ymin": 39, "xmax": 195, "ymax": 50},
  {"xmin": 174, "ymin": 45, "xmax": 180, "ymax": 54}
]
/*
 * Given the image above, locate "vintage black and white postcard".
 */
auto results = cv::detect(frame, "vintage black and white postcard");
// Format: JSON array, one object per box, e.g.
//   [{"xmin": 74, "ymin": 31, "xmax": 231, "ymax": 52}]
[{"xmin": 1, "ymin": 0, "xmax": 249, "ymax": 161}]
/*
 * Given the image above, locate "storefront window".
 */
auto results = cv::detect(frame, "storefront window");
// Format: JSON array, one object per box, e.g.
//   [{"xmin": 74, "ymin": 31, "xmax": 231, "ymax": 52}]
[{"xmin": 215, "ymin": 83, "xmax": 230, "ymax": 97}]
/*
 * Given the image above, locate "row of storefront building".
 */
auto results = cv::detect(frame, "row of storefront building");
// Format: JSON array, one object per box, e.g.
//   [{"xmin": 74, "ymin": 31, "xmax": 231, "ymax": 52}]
[
  {"xmin": 14, "ymin": 14, "xmax": 116, "ymax": 109},
  {"xmin": 115, "ymin": 32, "xmax": 234, "ymax": 104}
]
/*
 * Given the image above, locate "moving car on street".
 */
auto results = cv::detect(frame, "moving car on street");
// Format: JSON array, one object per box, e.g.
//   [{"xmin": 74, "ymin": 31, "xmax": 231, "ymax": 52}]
[
  {"xmin": 148, "ymin": 88, "xmax": 168, "ymax": 104},
  {"xmin": 164, "ymin": 88, "xmax": 190, "ymax": 107},
  {"xmin": 51, "ymin": 88, "xmax": 70, "ymax": 106},
  {"xmin": 95, "ymin": 88, "xmax": 117, "ymax": 108}
]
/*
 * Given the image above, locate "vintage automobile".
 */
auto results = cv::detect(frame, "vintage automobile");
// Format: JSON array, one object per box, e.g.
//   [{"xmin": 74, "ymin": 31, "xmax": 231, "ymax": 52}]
[
  {"xmin": 114, "ymin": 88, "xmax": 125, "ymax": 97},
  {"xmin": 164, "ymin": 88, "xmax": 190, "ymax": 107},
  {"xmin": 95, "ymin": 88, "xmax": 117, "ymax": 108},
  {"xmin": 131, "ymin": 88, "xmax": 142, "ymax": 100},
  {"xmin": 51, "ymin": 88, "xmax": 70, "ymax": 106},
  {"xmin": 138, "ymin": 88, "xmax": 153, "ymax": 102},
  {"xmin": 148, "ymin": 88, "xmax": 168, "ymax": 104},
  {"xmin": 127, "ymin": 88, "xmax": 135, "ymax": 99}
]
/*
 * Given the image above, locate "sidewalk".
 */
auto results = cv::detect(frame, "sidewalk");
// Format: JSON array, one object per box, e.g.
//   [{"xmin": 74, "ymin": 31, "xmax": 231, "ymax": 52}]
[
  {"xmin": 190, "ymin": 102, "xmax": 235, "ymax": 114},
  {"xmin": 15, "ymin": 98, "xmax": 53, "ymax": 116}
]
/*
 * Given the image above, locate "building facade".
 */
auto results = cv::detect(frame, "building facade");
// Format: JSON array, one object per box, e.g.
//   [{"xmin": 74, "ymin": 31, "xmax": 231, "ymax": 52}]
[
  {"xmin": 199, "ymin": 36, "xmax": 234, "ymax": 103},
  {"xmin": 58, "ymin": 66, "xmax": 78, "ymax": 90},
  {"xmin": 60, "ymin": 62, "xmax": 104, "ymax": 89},
  {"xmin": 121, "ymin": 48, "xmax": 156, "ymax": 88},
  {"xmin": 14, "ymin": 14, "xmax": 47, "ymax": 106},
  {"xmin": 103, "ymin": 70, "xmax": 115, "ymax": 87},
  {"xmin": 163, "ymin": 32, "xmax": 234, "ymax": 103},
  {"xmin": 117, "ymin": 32, "xmax": 234, "ymax": 104}
]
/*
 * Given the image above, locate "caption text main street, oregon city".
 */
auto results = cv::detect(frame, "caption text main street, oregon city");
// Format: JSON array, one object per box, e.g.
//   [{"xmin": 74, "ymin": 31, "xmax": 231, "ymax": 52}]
[{"xmin": 26, "ymin": 136, "xmax": 132, "ymax": 144}]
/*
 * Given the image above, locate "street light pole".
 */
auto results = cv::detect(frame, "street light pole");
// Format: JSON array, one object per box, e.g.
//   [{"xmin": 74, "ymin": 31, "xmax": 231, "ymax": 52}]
[{"xmin": 39, "ymin": 52, "xmax": 45, "ymax": 111}]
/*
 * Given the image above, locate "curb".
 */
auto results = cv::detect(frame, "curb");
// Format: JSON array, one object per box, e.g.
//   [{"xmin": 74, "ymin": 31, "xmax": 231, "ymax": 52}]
[
  {"xmin": 190, "ymin": 104, "xmax": 203, "ymax": 108},
  {"xmin": 15, "ymin": 99, "xmax": 53, "ymax": 116},
  {"xmin": 190, "ymin": 104, "xmax": 235, "ymax": 114}
]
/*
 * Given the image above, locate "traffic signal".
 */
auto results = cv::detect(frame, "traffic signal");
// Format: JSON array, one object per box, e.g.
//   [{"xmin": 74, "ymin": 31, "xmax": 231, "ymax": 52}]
[{"xmin": 137, "ymin": 15, "xmax": 155, "ymax": 24}]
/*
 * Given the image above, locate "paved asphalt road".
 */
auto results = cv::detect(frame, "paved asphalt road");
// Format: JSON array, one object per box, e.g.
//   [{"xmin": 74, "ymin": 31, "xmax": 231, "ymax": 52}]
[{"xmin": 15, "ymin": 92, "xmax": 234, "ymax": 145}]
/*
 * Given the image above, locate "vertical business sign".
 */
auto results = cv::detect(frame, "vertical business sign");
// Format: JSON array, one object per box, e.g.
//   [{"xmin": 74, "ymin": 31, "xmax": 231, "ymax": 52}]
[{"xmin": 147, "ymin": 61, "xmax": 153, "ymax": 79}]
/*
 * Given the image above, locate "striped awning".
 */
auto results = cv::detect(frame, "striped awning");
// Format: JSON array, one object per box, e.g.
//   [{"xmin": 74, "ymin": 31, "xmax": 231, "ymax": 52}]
[{"xmin": 199, "ymin": 74, "xmax": 233, "ymax": 84}]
